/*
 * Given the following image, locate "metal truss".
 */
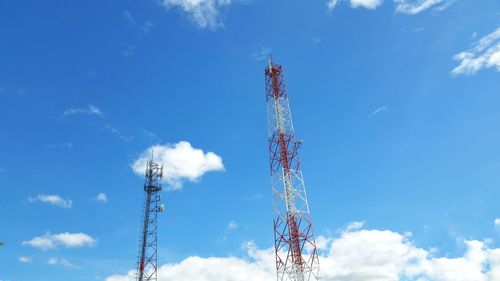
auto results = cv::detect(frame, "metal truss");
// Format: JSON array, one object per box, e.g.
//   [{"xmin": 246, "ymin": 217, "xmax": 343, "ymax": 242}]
[
  {"xmin": 136, "ymin": 160, "xmax": 163, "ymax": 281},
  {"xmin": 265, "ymin": 61, "xmax": 320, "ymax": 281}
]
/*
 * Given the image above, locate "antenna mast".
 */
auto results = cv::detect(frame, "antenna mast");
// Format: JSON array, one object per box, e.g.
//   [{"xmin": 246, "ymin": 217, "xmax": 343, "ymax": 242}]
[
  {"xmin": 136, "ymin": 160, "xmax": 164, "ymax": 281},
  {"xmin": 264, "ymin": 61, "xmax": 320, "ymax": 281}
]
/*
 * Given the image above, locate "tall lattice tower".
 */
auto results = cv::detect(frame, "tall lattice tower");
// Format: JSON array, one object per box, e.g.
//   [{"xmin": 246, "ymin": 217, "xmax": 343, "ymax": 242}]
[
  {"xmin": 136, "ymin": 160, "xmax": 164, "ymax": 281},
  {"xmin": 265, "ymin": 60, "xmax": 320, "ymax": 281}
]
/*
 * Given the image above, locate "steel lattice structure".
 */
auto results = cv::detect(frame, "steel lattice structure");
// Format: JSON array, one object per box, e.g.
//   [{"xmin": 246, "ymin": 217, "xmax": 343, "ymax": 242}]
[
  {"xmin": 265, "ymin": 60, "xmax": 320, "ymax": 281},
  {"xmin": 136, "ymin": 160, "xmax": 164, "ymax": 281}
]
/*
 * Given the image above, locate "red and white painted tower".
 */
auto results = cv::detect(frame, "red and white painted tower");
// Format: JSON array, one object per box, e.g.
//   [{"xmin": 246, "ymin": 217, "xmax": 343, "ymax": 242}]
[{"xmin": 265, "ymin": 60, "xmax": 320, "ymax": 281}]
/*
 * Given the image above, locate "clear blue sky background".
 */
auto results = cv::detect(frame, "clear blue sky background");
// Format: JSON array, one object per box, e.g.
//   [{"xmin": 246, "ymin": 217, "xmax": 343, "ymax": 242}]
[{"xmin": 0, "ymin": 0, "xmax": 499, "ymax": 280}]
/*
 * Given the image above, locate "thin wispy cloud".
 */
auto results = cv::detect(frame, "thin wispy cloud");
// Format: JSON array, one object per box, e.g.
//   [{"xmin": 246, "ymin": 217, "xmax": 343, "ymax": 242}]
[
  {"xmin": 327, "ymin": 0, "xmax": 340, "ymax": 11},
  {"xmin": 372, "ymin": 106, "xmax": 388, "ymax": 115},
  {"xmin": 242, "ymin": 194, "xmax": 264, "ymax": 201},
  {"xmin": 131, "ymin": 141, "xmax": 224, "ymax": 189},
  {"xmin": 123, "ymin": 10, "xmax": 156, "ymax": 34},
  {"xmin": 63, "ymin": 105, "xmax": 103, "ymax": 117},
  {"xmin": 123, "ymin": 10, "xmax": 135, "ymax": 24},
  {"xmin": 432, "ymin": 0, "xmax": 455, "ymax": 12},
  {"xmin": 227, "ymin": 220, "xmax": 238, "ymax": 230},
  {"xmin": 452, "ymin": 27, "xmax": 500, "ymax": 76},
  {"xmin": 252, "ymin": 47, "xmax": 272, "ymax": 61},
  {"xmin": 45, "ymin": 142, "xmax": 75, "ymax": 150},
  {"xmin": 311, "ymin": 37, "xmax": 323, "ymax": 44},
  {"xmin": 144, "ymin": 129, "xmax": 159, "ymax": 141},
  {"xmin": 29, "ymin": 194, "xmax": 73, "ymax": 208},
  {"xmin": 160, "ymin": 0, "xmax": 241, "ymax": 30},
  {"xmin": 19, "ymin": 256, "xmax": 32, "ymax": 264},
  {"xmin": 122, "ymin": 44, "xmax": 135, "ymax": 58},
  {"xmin": 345, "ymin": 221, "xmax": 366, "ymax": 232},
  {"xmin": 48, "ymin": 258, "xmax": 77, "ymax": 269},
  {"xmin": 140, "ymin": 21, "xmax": 156, "ymax": 33},
  {"xmin": 103, "ymin": 125, "xmax": 134, "ymax": 142},
  {"xmin": 22, "ymin": 232, "xmax": 96, "ymax": 251},
  {"xmin": 328, "ymin": 0, "xmax": 453, "ymax": 13},
  {"xmin": 395, "ymin": 0, "xmax": 451, "ymax": 14},
  {"xmin": 328, "ymin": 0, "xmax": 384, "ymax": 12}
]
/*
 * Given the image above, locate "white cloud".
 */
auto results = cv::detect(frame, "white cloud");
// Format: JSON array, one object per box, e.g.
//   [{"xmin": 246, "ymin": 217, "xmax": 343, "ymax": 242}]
[
  {"xmin": 160, "ymin": 0, "xmax": 240, "ymax": 30},
  {"xmin": 141, "ymin": 21, "xmax": 156, "ymax": 33},
  {"xmin": 345, "ymin": 221, "xmax": 366, "ymax": 231},
  {"xmin": 48, "ymin": 258, "xmax": 76, "ymax": 268},
  {"xmin": 63, "ymin": 105, "xmax": 103, "ymax": 117},
  {"xmin": 452, "ymin": 27, "xmax": 500, "ymax": 76},
  {"xmin": 106, "ymin": 224, "xmax": 500, "ymax": 281},
  {"xmin": 22, "ymin": 232, "xmax": 96, "ymax": 250},
  {"xmin": 29, "ymin": 194, "xmax": 72, "ymax": 208},
  {"xmin": 123, "ymin": 10, "xmax": 135, "ymax": 23},
  {"xmin": 122, "ymin": 44, "xmax": 135, "ymax": 58},
  {"xmin": 45, "ymin": 142, "xmax": 75, "ymax": 150},
  {"xmin": 144, "ymin": 129, "xmax": 158, "ymax": 140},
  {"xmin": 327, "ymin": 0, "xmax": 383, "ymax": 11},
  {"xmin": 103, "ymin": 125, "xmax": 133, "ymax": 142},
  {"xmin": 251, "ymin": 47, "xmax": 272, "ymax": 61},
  {"xmin": 96, "ymin": 193, "xmax": 108, "ymax": 203},
  {"xmin": 372, "ymin": 106, "xmax": 388, "ymax": 115},
  {"xmin": 395, "ymin": 0, "xmax": 450, "ymax": 14},
  {"xmin": 350, "ymin": 0, "xmax": 384, "ymax": 9},
  {"xmin": 132, "ymin": 141, "xmax": 224, "ymax": 189},
  {"xmin": 495, "ymin": 218, "xmax": 500, "ymax": 226},
  {"xmin": 227, "ymin": 220, "xmax": 238, "ymax": 230},
  {"xmin": 327, "ymin": 0, "xmax": 340, "ymax": 11},
  {"xmin": 19, "ymin": 256, "xmax": 32, "ymax": 263}
]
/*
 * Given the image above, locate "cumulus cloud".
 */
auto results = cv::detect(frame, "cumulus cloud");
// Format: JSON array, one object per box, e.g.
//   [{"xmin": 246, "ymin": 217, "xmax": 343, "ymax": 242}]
[
  {"xmin": 106, "ymin": 224, "xmax": 500, "ymax": 281},
  {"xmin": 22, "ymin": 232, "xmax": 96, "ymax": 250},
  {"xmin": 29, "ymin": 194, "xmax": 72, "ymax": 208},
  {"xmin": 62, "ymin": 105, "xmax": 103, "ymax": 117},
  {"xmin": 132, "ymin": 141, "xmax": 224, "ymax": 189},
  {"xmin": 327, "ymin": 0, "xmax": 383, "ymax": 11},
  {"xmin": 495, "ymin": 218, "xmax": 500, "ymax": 227},
  {"xmin": 395, "ymin": 0, "xmax": 451, "ymax": 14},
  {"xmin": 96, "ymin": 193, "xmax": 108, "ymax": 203},
  {"xmin": 160, "ymin": 0, "xmax": 240, "ymax": 30},
  {"xmin": 452, "ymin": 27, "xmax": 500, "ymax": 76}
]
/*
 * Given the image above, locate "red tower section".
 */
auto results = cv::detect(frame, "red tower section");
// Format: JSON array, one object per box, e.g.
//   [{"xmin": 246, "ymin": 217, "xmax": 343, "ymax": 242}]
[{"xmin": 265, "ymin": 61, "xmax": 320, "ymax": 281}]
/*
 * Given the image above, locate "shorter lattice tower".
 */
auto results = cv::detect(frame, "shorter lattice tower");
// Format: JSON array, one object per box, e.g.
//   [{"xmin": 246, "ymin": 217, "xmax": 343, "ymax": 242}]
[{"xmin": 136, "ymin": 160, "xmax": 164, "ymax": 281}]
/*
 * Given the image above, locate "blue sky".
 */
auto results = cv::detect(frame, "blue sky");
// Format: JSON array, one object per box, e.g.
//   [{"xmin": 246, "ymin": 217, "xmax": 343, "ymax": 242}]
[{"xmin": 1, "ymin": 0, "xmax": 500, "ymax": 280}]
